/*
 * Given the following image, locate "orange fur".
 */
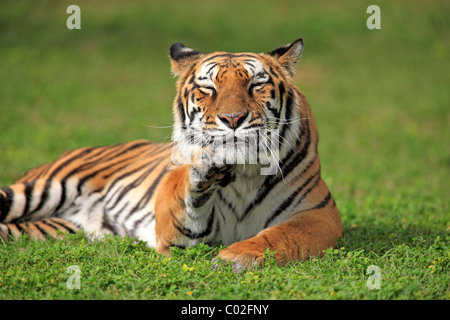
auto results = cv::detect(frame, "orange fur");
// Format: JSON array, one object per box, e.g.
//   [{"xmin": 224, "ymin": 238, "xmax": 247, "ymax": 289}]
[
  {"xmin": 154, "ymin": 165, "xmax": 190, "ymax": 254},
  {"xmin": 217, "ymin": 179, "xmax": 342, "ymax": 270}
]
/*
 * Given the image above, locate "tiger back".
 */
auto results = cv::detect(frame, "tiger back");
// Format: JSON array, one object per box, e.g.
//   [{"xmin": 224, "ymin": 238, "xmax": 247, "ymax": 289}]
[{"xmin": 0, "ymin": 38, "xmax": 343, "ymax": 271}]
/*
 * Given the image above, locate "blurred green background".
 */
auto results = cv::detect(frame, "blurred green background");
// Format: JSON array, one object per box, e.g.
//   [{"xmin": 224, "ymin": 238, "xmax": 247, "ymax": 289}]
[{"xmin": 0, "ymin": 0, "xmax": 448, "ymax": 233}]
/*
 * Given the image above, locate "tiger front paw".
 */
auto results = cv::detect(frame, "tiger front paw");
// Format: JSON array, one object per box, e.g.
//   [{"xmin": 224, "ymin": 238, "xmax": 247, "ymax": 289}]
[
  {"xmin": 212, "ymin": 243, "xmax": 267, "ymax": 273},
  {"xmin": 190, "ymin": 163, "xmax": 236, "ymax": 193}
]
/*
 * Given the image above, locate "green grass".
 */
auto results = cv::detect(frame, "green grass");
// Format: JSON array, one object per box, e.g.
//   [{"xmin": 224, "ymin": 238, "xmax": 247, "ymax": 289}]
[
  {"xmin": 1, "ymin": 232, "xmax": 447, "ymax": 300},
  {"xmin": 0, "ymin": 0, "xmax": 449, "ymax": 300}
]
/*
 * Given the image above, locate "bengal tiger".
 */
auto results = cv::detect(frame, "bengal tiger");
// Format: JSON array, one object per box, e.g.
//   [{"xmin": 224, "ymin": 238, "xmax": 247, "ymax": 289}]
[{"xmin": 0, "ymin": 38, "xmax": 343, "ymax": 271}]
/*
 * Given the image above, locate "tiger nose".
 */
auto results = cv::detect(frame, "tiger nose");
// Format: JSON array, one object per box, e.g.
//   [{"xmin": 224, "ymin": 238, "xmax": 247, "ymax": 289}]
[{"xmin": 218, "ymin": 112, "xmax": 248, "ymax": 129}]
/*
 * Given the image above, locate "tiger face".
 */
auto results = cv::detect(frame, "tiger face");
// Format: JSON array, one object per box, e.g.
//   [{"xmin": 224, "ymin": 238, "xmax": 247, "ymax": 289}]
[{"xmin": 170, "ymin": 39, "xmax": 304, "ymax": 171}]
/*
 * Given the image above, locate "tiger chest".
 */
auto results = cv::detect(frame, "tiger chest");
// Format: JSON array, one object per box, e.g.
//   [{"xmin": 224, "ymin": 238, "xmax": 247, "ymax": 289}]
[{"xmin": 211, "ymin": 176, "xmax": 272, "ymax": 246}]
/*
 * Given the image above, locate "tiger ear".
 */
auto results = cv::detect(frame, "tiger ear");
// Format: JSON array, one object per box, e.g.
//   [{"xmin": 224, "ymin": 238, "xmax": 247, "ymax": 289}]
[
  {"xmin": 169, "ymin": 42, "xmax": 204, "ymax": 77},
  {"xmin": 269, "ymin": 38, "xmax": 303, "ymax": 77}
]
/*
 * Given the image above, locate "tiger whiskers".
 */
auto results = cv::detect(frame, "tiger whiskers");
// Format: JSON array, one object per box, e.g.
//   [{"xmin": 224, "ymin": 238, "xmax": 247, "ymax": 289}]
[
  {"xmin": 265, "ymin": 116, "xmax": 311, "ymax": 125},
  {"xmin": 170, "ymin": 132, "xmax": 213, "ymax": 165},
  {"xmin": 257, "ymin": 130, "xmax": 283, "ymax": 178}
]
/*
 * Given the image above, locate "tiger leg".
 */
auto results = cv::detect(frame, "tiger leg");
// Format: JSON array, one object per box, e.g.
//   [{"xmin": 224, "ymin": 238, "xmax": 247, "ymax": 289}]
[
  {"xmin": 0, "ymin": 217, "xmax": 79, "ymax": 242},
  {"xmin": 154, "ymin": 163, "xmax": 235, "ymax": 255},
  {"xmin": 216, "ymin": 184, "xmax": 343, "ymax": 272},
  {"xmin": 0, "ymin": 179, "xmax": 82, "ymax": 241},
  {"xmin": 0, "ymin": 178, "xmax": 75, "ymax": 223}
]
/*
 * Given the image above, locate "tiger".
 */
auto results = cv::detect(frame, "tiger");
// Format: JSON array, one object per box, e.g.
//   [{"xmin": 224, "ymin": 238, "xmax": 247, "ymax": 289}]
[{"xmin": 0, "ymin": 38, "xmax": 343, "ymax": 271}]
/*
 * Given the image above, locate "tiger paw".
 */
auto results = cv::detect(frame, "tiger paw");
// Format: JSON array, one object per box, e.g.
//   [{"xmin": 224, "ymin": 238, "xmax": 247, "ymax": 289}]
[
  {"xmin": 189, "ymin": 163, "xmax": 236, "ymax": 193},
  {"xmin": 212, "ymin": 245, "xmax": 266, "ymax": 273}
]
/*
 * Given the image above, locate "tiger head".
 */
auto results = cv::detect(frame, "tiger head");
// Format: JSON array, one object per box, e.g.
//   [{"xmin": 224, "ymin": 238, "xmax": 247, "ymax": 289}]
[{"xmin": 169, "ymin": 38, "xmax": 306, "ymax": 173}]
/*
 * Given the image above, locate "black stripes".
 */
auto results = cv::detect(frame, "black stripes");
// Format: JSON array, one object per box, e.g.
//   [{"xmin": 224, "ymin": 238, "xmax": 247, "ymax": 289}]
[
  {"xmin": 309, "ymin": 192, "xmax": 332, "ymax": 211},
  {"xmin": 22, "ymin": 181, "xmax": 35, "ymax": 217},
  {"xmin": 217, "ymin": 190, "xmax": 239, "ymax": 220},
  {"xmin": 98, "ymin": 154, "xmax": 169, "ymax": 237},
  {"xmin": 0, "ymin": 140, "xmax": 170, "ymax": 243},
  {"xmin": 201, "ymin": 53, "xmax": 258, "ymax": 64},
  {"xmin": 264, "ymin": 169, "xmax": 321, "ymax": 228},
  {"xmin": 127, "ymin": 165, "xmax": 168, "ymax": 214},
  {"xmin": 1, "ymin": 218, "xmax": 79, "ymax": 241},
  {"xmin": 191, "ymin": 191, "xmax": 213, "ymax": 208},
  {"xmin": 46, "ymin": 218, "xmax": 79, "ymax": 234},
  {"xmin": 52, "ymin": 141, "xmax": 152, "ymax": 215},
  {"xmin": 188, "ymin": 106, "xmax": 201, "ymax": 123},
  {"xmin": 0, "ymin": 187, "xmax": 14, "ymax": 222},
  {"xmin": 105, "ymin": 162, "xmax": 157, "ymax": 211},
  {"xmin": 172, "ymin": 207, "xmax": 215, "ymax": 241},
  {"xmin": 30, "ymin": 147, "xmax": 97, "ymax": 215},
  {"xmin": 279, "ymin": 90, "xmax": 294, "ymax": 138},
  {"xmin": 100, "ymin": 160, "xmax": 156, "ymax": 205},
  {"xmin": 177, "ymin": 95, "xmax": 187, "ymax": 125},
  {"xmin": 278, "ymin": 83, "xmax": 286, "ymax": 107},
  {"xmin": 242, "ymin": 116, "xmax": 311, "ymax": 218}
]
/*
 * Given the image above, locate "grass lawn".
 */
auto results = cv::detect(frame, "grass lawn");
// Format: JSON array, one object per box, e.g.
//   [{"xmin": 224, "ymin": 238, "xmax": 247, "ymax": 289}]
[{"xmin": 0, "ymin": 0, "xmax": 448, "ymax": 300}]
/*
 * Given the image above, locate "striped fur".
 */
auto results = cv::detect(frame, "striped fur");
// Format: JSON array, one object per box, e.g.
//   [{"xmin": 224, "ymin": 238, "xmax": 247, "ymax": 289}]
[{"xmin": 0, "ymin": 38, "xmax": 343, "ymax": 271}]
